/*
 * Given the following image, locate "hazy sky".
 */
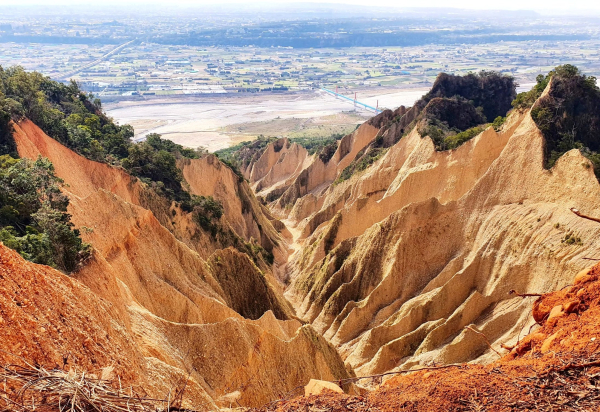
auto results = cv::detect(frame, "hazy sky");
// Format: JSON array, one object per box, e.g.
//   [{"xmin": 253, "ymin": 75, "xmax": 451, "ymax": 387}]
[{"xmin": 0, "ymin": 0, "xmax": 599, "ymax": 11}]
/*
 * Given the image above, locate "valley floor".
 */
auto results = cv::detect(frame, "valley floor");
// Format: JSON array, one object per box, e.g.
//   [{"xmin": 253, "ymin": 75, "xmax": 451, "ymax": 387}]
[{"xmin": 104, "ymin": 88, "xmax": 428, "ymax": 151}]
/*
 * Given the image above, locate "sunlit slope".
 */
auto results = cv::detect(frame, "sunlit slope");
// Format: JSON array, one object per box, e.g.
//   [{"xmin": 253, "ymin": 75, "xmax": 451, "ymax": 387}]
[
  {"xmin": 7, "ymin": 119, "xmax": 352, "ymax": 409},
  {"xmin": 248, "ymin": 96, "xmax": 600, "ymax": 376}
]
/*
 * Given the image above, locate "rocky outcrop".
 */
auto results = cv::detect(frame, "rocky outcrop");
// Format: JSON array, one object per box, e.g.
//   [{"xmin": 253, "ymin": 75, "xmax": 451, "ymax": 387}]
[
  {"xmin": 424, "ymin": 71, "xmax": 517, "ymax": 121},
  {"xmin": 247, "ymin": 138, "xmax": 311, "ymax": 197},
  {"xmin": 274, "ymin": 122, "xmax": 380, "ymax": 216}
]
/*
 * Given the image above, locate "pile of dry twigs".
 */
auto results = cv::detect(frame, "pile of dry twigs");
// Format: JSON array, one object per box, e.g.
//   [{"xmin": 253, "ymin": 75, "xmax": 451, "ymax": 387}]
[
  {"xmin": 495, "ymin": 356, "xmax": 600, "ymax": 411},
  {"xmin": 0, "ymin": 364, "xmax": 186, "ymax": 412}
]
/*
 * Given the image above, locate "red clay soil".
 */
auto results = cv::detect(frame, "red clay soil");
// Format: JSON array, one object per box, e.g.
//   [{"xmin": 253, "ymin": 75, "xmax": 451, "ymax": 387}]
[
  {"xmin": 0, "ymin": 244, "xmax": 142, "ymax": 382},
  {"xmin": 256, "ymin": 264, "xmax": 600, "ymax": 411}
]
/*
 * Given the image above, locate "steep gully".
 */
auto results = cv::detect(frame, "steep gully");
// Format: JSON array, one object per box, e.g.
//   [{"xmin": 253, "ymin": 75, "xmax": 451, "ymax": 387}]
[
  {"xmin": 6, "ymin": 119, "xmax": 351, "ymax": 410},
  {"xmin": 243, "ymin": 88, "xmax": 600, "ymax": 380},
  {"xmin": 4, "ymin": 83, "xmax": 600, "ymax": 408}
]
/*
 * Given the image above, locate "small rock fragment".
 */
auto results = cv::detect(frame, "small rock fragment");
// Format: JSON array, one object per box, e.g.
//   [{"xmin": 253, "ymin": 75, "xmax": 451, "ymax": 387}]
[
  {"xmin": 305, "ymin": 379, "xmax": 344, "ymax": 396},
  {"xmin": 574, "ymin": 267, "xmax": 593, "ymax": 284},
  {"xmin": 547, "ymin": 305, "xmax": 564, "ymax": 321},
  {"xmin": 564, "ymin": 300, "xmax": 579, "ymax": 314}
]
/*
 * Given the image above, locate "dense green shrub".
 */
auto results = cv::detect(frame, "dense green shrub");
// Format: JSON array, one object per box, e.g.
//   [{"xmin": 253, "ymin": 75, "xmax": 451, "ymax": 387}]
[
  {"xmin": 423, "ymin": 97, "xmax": 487, "ymax": 130},
  {"xmin": 444, "ymin": 125, "xmax": 488, "ymax": 150},
  {"xmin": 424, "ymin": 71, "xmax": 516, "ymax": 121},
  {"xmin": 1, "ymin": 65, "xmax": 202, "ymax": 203},
  {"xmin": 417, "ymin": 119, "xmax": 446, "ymax": 149},
  {"xmin": 121, "ymin": 137, "xmax": 187, "ymax": 201},
  {"xmin": 492, "ymin": 116, "xmax": 506, "ymax": 131},
  {"xmin": 0, "ymin": 92, "xmax": 18, "ymax": 157},
  {"xmin": 145, "ymin": 133, "xmax": 199, "ymax": 159},
  {"xmin": 215, "ymin": 135, "xmax": 277, "ymax": 171},
  {"xmin": 0, "ymin": 65, "xmax": 134, "ymax": 162},
  {"xmin": 191, "ymin": 195, "xmax": 224, "ymax": 237},
  {"xmin": 414, "ymin": 71, "xmax": 515, "ymax": 151},
  {"xmin": 122, "ymin": 133, "xmax": 202, "ymax": 204},
  {"xmin": 0, "ymin": 154, "xmax": 90, "ymax": 272},
  {"xmin": 244, "ymin": 241, "xmax": 274, "ymax": 265},
  {"xmin": 290, "ymin": 133, "xmax": 344, "ymax": 155},
  {"xmin": 335, "ymin": 147, "xmax": 387, "ymax": 183},
  {"xmin": 527, "ymin": 65, "xmax": 600, "ymax": 174}
]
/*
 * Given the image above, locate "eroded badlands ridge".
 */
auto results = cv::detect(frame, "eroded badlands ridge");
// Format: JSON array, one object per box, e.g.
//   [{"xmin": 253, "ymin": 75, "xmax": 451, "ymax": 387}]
[
  {"xmin": 244, "ymin": 92, "xmax": 600, "ymax": 377},
  {"xmin": 3, "ymin": 119, "xmax": 351, "ymax": 409},
  {"xmin": 257, "ymin": 263, "xmax": 600, "ymax": 411},
  {"xmin": 2, "ymin": 70, "xmax": 600, "ymax": 410}
]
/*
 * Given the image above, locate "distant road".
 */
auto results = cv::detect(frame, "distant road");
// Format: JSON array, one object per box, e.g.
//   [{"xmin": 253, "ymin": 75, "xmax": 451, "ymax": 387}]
[{"xmin": 56, "ymin": 39, "xmax": 136, "ymax": 81}]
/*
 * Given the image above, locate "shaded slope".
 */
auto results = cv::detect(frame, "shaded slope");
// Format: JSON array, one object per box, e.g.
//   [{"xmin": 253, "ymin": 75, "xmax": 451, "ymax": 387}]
[
  {"xmin": 208, "ymin": 247, "xmax": 294, "ymax": 320},
  {"xmin": 4, "ymin": 118, "xmax": 352, "ymax": 408}
]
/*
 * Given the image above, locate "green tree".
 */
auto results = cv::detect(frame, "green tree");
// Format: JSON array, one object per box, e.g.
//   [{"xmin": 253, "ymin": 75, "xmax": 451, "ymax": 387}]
[
  {"xmin": 0, "ymin": 155, "xmax": 90, "ymax": 272},
  {"xmin": 122, "ymin": 141, "xmax": 185, "ymax": 200}
]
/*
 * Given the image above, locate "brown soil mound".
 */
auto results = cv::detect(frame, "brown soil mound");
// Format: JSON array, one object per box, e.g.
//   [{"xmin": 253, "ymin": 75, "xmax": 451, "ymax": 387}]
[
  {"xmin": 254, "ymin": 263, "xmax": 600, "ymax": 411},
  {"xmin": 0, "ymin": 244, "xmax": 142, "ymax": 383}
]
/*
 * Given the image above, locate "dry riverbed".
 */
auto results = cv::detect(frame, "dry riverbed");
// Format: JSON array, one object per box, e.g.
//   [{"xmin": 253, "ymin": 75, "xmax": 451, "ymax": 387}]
[{"xmin": 105, "ymin": 88, "xmax": 427, "ymax": 151}]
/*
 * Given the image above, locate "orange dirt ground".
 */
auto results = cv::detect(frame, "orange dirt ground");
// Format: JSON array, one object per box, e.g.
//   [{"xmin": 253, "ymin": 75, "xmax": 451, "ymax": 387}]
[
  {"xmin": 0, "ymin": 245, "xmax": 143, "ymax": 384},
  {"xmin": 255, "ymin": 264, "xmax": 600, "ymax": 411}
]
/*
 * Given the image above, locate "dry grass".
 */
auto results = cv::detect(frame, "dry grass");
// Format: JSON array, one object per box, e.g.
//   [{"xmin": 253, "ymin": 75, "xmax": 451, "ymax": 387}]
[{"xmin": 0, "ymin": 364, "xmax": 190, "ymax": 412}]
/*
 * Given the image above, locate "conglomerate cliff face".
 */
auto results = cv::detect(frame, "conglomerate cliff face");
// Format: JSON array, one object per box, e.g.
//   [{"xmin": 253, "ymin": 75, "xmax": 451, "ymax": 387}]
[
  {"xmin": 4, "ymin": 119, "xmax": 352, "ymax": 409},
  {"xmin": 247, "ymin": 97, "xmax": 600, "ymax": 377}
]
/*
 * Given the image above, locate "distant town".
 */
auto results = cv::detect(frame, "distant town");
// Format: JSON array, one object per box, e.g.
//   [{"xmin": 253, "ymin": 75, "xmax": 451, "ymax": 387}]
[
  {"xmin": 3, "ymin": 40, "xmax": 600, "ymax": 99},
  {"xmin": 2, "ymin": 4, "xmax": 600, "ymax": 151},
  {"xmin": 2, "ymin": 5, "xmax": 600, "ymax": 100}
]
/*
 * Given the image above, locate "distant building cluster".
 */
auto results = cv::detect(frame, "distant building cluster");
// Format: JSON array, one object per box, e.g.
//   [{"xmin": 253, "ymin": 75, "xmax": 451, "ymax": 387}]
[{"xmin": 1, "ymin": 8, "xmax": 599, "ymax": 100}]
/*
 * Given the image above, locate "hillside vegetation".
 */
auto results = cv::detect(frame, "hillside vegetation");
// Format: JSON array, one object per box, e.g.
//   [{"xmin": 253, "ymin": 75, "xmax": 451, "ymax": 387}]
[
  {"xmin": 417, "ymin": 71, "xmax": 516, "ymax": 150},
  {"xmin": 530, "ymin": 65, "xmax": 600, "ymax": 175},
  {"xmin": 0, "ymin": 66, "xmax": 206, "ymax": 204},
  {"xmin": 332, "ymin": 71, "xmax": 515, "ymax": 183},
  {"xmin": 0, "ymin": 65, "xmax": 227, "ymax": 268},
  {"xmin": 0, "ymin": 155, "xmax": 90, "ymax": 272},
  {"xmin": 215, "ymin": 133, "xmax": 346, "ymax": 174},
  {"xmin": 511, "ymin": 65, "xmax": 600, "ymax": 177}
]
